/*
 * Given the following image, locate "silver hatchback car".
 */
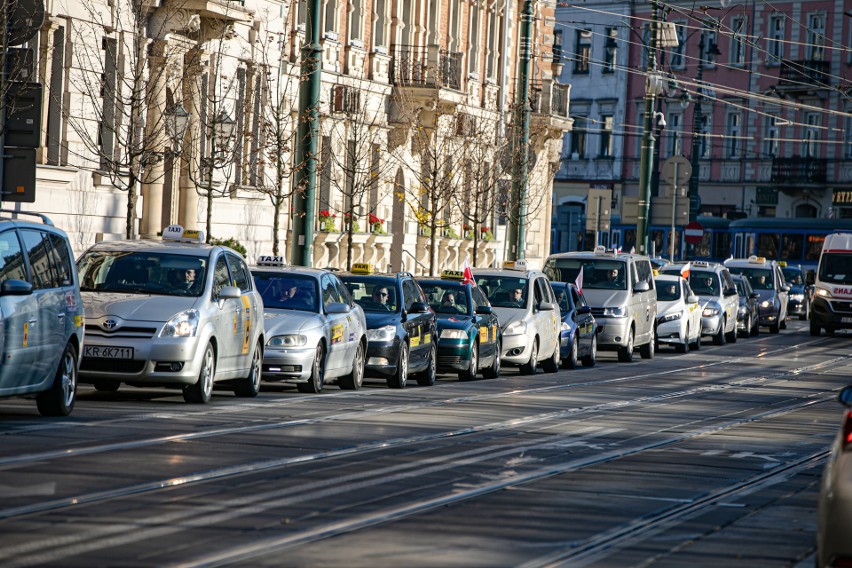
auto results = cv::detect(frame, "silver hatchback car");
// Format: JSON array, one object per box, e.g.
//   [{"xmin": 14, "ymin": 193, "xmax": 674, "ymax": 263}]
[{"xmin": 76, "ymin": 226, "xmax": 264, "ymax": 403}]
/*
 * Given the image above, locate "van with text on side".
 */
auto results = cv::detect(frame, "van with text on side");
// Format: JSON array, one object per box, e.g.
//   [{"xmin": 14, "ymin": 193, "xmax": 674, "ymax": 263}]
[{"xmin": 810, "ymin": 233, "xmax": 852, "ymax": 336}]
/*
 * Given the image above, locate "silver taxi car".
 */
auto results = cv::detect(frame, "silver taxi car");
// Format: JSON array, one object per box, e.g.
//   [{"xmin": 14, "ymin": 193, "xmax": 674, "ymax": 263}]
[
  {"xmin": 473, "ymin": 260, "xmax": 560, "ymax": 375},
  {"xmin": 251, "ymin": 257, "xmax": 366, "ymax": 393},
  {"xmin": 724, "ymin": 256, "xmax": 789, "ymax": 333},
  {"xmin": 76, "ymin": 226, "xmax": 264, "ymax": 403},
  {"xmin": 660, "ymin": 261, "xmax": 739, "ymax": 345}
]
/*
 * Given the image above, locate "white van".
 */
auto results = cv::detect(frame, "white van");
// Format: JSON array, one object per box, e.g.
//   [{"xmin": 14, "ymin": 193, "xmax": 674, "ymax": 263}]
[
  {"xmin": 544, "ymin": 248, "xmax": 657, "ymax": 362},
  {"xmin": 810, "ymin": 233, "xmax": 852, "ymax": 336}
]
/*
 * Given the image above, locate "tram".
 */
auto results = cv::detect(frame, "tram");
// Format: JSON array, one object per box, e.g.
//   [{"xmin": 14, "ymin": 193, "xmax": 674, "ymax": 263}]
[
  {"xmin": 607, "ymin": 216, "xmax": 732, "ymax": 262},
  {"xmin": 729, "ymin": 218, "xmax": 852, "ymax": 271}
]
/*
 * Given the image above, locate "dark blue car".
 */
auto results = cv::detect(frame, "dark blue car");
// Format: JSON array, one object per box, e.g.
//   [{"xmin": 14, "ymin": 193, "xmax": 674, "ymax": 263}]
[{"xmin": 550, "ymin": 282, "xmax": 598, "ymax": 368}]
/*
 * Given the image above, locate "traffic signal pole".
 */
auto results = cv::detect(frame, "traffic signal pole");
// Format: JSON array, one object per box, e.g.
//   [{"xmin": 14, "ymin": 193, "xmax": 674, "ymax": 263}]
[
  {"xmin": 635, "ymin": 1, "xmax": 660, "ymax": 256},
  {"xmin": 0, "ymin": 0, "xmax": 8, "ymax": 209}
]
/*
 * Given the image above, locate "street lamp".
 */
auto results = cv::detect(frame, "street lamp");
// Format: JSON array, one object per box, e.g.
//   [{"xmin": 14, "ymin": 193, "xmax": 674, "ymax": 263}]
[
  {"xmin": 165, "ymin": 103, "xmax": 190, "ymax": 153},
  {"xmin": 214, "ymin": 110, "xmax": 235, "ymax": 156},
  {"xmin": 687, "ymin": 32, "xmax": 721, "ymax": 226}
]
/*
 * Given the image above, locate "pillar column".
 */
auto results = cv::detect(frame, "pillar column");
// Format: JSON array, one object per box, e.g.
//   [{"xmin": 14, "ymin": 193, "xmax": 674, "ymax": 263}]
[{"xmin": 140, "ymin": 48, "xmax": 168, "ymax": 238}]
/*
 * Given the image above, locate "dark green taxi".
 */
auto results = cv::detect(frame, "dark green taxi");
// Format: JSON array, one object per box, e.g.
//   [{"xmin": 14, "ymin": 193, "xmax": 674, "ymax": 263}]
[{"xmin": 416, "ymin": 270, "xmax": 501, "ymax": 381}]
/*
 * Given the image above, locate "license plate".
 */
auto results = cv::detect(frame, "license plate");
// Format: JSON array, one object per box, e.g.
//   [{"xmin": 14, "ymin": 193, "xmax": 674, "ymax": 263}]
[
  {"xmin": 84, "ymin": 345, "xmax": 134, "ymax": 359},
  {"xmin": 842, "ymin": 318, "xmax": 852, "ymax": 324}
]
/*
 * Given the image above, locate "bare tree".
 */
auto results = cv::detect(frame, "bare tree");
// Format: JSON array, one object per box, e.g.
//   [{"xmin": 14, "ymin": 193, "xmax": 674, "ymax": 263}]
[
  {"xmin": 323, "ymin": 84, "xmax": 395, "ymax": 270},
  {"xmin": 64, "ymin": 0, "xmax": 187, "ymax": 238}
]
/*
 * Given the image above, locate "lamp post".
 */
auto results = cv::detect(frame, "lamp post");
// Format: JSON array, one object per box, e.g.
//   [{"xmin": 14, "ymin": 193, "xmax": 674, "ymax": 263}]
[
  {"xmin": 165, "ymin": 103, "xmax": 190, "ymax": 153},
  {"xmin": 635, "ymin": 0, "xmax": 661, "ymax": 256}
]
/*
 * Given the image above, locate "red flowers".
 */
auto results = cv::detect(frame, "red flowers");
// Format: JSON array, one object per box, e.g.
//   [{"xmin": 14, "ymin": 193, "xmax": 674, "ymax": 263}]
[
  {"xmin": 319, "ymin": 209, "xmax": 336, "ymax": 220},
  {"xmin": 481, "ymin": 226, "xmax": 490, "ymax": 233},
  {"xmin": 368, "ymin": 213, "xmax": 385, "ymax": 225}
]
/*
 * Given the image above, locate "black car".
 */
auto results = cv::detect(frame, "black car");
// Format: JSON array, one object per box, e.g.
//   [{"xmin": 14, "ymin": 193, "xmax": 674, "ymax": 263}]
[
  {"xmin": 550, "ymin": 281, "xmax": 598, "ymax": 368},
  {"xmin": 781, "ymin": 263, "xmax": 811, "ymax": 320},
  {"xmin": 732, "ymin": 274, "xmax": 760, "ymax": 338},
  {"xmin": 416, "ymin": 271, "xmax": 501, "ymax": 381},
  {"xmin": 339, "ymin": 265, "xmax": 437, "ymax": 388}
]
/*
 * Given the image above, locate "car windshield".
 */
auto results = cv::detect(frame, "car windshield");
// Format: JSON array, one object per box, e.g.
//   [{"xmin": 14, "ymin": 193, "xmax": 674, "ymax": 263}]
[
  {"xmin": 782, "ymin": 268, "xmax": 804, "ymax": 285},
  {"xmin": 475, "ymin": 275, "xmax": 529, "ymax": 309},
  {"xmin": 688, "ymin": 271, "xmax": 720, "ymax": 296},
  {"xmin": 549, "ymin": 283, "xmax": 571, "ymax": 314},
  {"xmin": 544, "ymin": 258, "xmax": 627, "ymax": 290},
  {"xmin": 727, "ymin": 267, "xmax": 774, "ymax": 290},
  {"xmin": 253, "ymin": 273, "xmax": 319, "ymax": 312},
  {"xmin": 77, "ymin": 251, "xmax": 208, "ymax": 296},
  {"xmin": 656, "ymin": 281, "xmax": 680, "ymax": 302},
  {"xmin": 818, "ymin": 253, "xmax": 852, "ymax": 285},
  {"xmin": 340, "ymin": 277, "xmax": 400, "ymax": 313},
  {"xmin": 419, "ymin": 282, "xmax": 470, "ymax": 315}
]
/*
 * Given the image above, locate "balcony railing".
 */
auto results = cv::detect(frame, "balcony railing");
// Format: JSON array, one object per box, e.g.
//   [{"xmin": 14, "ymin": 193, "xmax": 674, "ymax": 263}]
[
  {"xmin": 778, "ymin": 59, "xmax": 830, "ymax": 88},
  {"xmin": 389, "ymin": 45, "xmax": 462, "ymax": 91},
  {"xmin": 771, "ymin": 157, "xmax": 827, "ymax": 184},
  {"xmin": 528, "ymin": 81, "xmax": 570, "ymax": 118}
]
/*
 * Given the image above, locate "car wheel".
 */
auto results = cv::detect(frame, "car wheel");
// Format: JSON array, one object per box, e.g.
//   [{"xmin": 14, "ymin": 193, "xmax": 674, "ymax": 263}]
[
  {"xmin": 713, "ymin": 320, "xmax": 726, "ymax": 345},
  {"xmin": 339, "ymin": 341, "xmax": 365, "ymax": 390},
  {"xmin": 582, "ymin": 334, "xmax": 597, "ymax": 367},
  {"xmin": 542, "ymin": 339, "xmax": 559, "ymax": 373},
  {"xmin": 780, "ymin": 318, "xmax": 787, "ymax": 330},
  {"xmin": 234, "ymin": 341, "xmax": 263, "ymax": 397},
  {"xmin": 93, "ymin": 380, "xmax": 120, "ymax": 392},
  {"xmin": 482, "ymin": 341, "xmax": 501, "ymax": 379},
  {"xmin": 298, "ymin": 343, "xmax": 325, "ymax": 393},
  {"xmin": 37, "ymin": 342, "xmax": 77, "ymax": 416},
  {"xmin": 459, "ymin": 341, "xmax": 479, "ymax": 381},
  {"xmin": 417, "ymin": 343, "xmax": 437, "ymax": 386},
  {"xmin": 184, "ymin": 342, "xmax": 215, "ymax": 403},
  {"xmin": 690, "ymin": 333, "xmax": 701, "ymax": 351},
  {"xmin": 387, "ymin": 343, "xmax": 409, "ymax": 389},
  {"xmin": 519, "ymin": 338, "xmax": 538, "ymax": 375},
  {"xmin": 810, "ymin": 322, "xmax": 821, "ymax": 336},
  {"xmin": 639, "ymin": 327, "xmax": 655, "ymax": 359},
  {"xmin": 562, "ymin": 336, "xmax": 578, "ymax": 369},
  {"xmin": 750, "ymin": 314, "xmax": 760, "ymax": 337},
  {"xmin": 618, "ymin": 328, "xmax": 635, "ymax": 362},
  {"xmin": 676, "ymin": 326, "xmax": 689, "ymax": 354},
  {"xmin": 725, "ymin": 322, "xmax": 738, "ymax": 343},
  {"xmin": 800, "ymin": 304, "xmax": 809, "ymax": 321},
  {"xmin": 769, "ymin": 322, "xmax": 780, "ymax": 334}
]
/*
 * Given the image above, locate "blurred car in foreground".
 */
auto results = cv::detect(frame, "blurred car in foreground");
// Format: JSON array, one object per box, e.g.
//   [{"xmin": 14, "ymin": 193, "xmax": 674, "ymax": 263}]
[
  {"xmin": 550, "ymin": 281, "xmax": 597, "ymax": 368},
  {"xmin": 817, "ymin": 385, "xmax": 852, "ymax": 568}
]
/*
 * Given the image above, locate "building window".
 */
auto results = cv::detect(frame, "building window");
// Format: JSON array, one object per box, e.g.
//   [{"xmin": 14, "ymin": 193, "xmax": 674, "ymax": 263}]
[
  {"xmin": 670, "ymin": 24, "xmax": 685, "ymax": 69},
  {"xmin": 767, "ymin": 14, "xmax": 784, "ymax": 63},
  {"xmin": 846, "ymin": 116, "xmax": 852, "ymax": 158},
  {"xmin": 298, "ymin": 0, "xmax": 307, "ymax": 27},
  {"xmin": 468, "ymin": 2, "xmax": 480, "ymax": 74},
  {"xmin": 599, "ymin": 115, "xmax": 613, "ymax": 157},
  {"xmin": 349, "ymin": 0, "xmax": 362, "ymax": 40},
  {"xmin": 803, "ymin": 112, "xmax": 820, "ymax": 158},
  {"xmin": 730, "ymin": 17, "xmax": 746, "ymax": 65},
  {"xmin": 570, "ymin": 116, "xmax": 588, "ymax": 157},
  {"xmin": 667, "ymin": 112, "xmax": 683, "ymax": 157},
  {"xmin": 487, "ymin": 9, "xmax": 500, "ymax": 80},
  {"xmin": 324, "ymin": 0, "xmax": 337, "ymax": 35},
  {"xmin": 553, "ymin": 29, "xmax": 563, "ymax": 65},
  {"xmin": 699, "ymin": 114, "xmax": 712, "ymax": 158},
  {"xmin": 374, "ymin": 0, "xmax": 386, "ymax": 47},
  {"xmin": 449, "ymin": 0, "xmax": 461, "ymax": 52},
  {"xmin": 574, "ymin": 30, "xmax": 591, "ymax": 74},
  {"xmin": 603, "ymin": 27, "xmax": 617, "ymax": 73},
  {"xmin": 764, "ymin": 116, "xmax": 779, "ymax": 158},
  {"xmin": 641, "ymin": 25, "xmax": 650, "ymax": 68},
  {"xmin": 726, "ymin": 113, "xmax": 741, "ymax": 158},
  {"xmin": 705, "ymin": 30, "xmax": 719, "ymax": 66},
  {"xmin": 807, "ymin": 13, "xmax": 826, "ymax": 61}
]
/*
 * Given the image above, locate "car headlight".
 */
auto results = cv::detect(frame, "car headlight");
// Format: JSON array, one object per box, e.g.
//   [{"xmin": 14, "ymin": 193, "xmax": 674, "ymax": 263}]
[
  {"xmin": 601, "ymin": 306, "xmax": 626, "ymax": 317},
  {"xmin": 366, "ymin": 325, "xmax": 396, "ymax": 342},
  {"xmin": 702, "ymin": 307, "xmax": 720, "ymax": 317},
  {"xmin": 440, "ymin": 329, "xmax": 468, "ymax": 340},
  {"xmin": 268, "ymin": 334, "xmax": 308, "ymax": 347},
  {"xmin": 504, "ymin": 320, "xmax": 528, "ymax": 336},
  {"xmin": 159, "ymin": 309, "xmax": 199, "ymax": 338},
  {"xmin": 760, "ymin": 300, "xmax": 772, "ymax": 308},
  {"xmin": 738, "ymin": 305, "xmax": 747, "ymax": 315},
  {"xmin": 561, "ymin": 321, "xmax": 570, "ymax": 332},
  {"xmin": 661, "ymin": 312, "xmax": 681, "ymax": 322},
  {"xmin": 817, "ymin": 288, "xmax": 832, "ymax": 298},
  {"xmin": 789, "ymin": 293, "xmax": 804, "ymax": 301}
]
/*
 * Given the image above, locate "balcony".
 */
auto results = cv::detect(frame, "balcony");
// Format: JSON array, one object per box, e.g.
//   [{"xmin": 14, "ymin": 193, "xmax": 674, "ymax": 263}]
[
  {"xmin": 777, "ymin": 60, "xmax": 831, "ymax": 91},
  {"xmin": 771, "ymin": 157, "xmax": 827, "ymax": 184},
  {"xmin": 528, "ymin": 80, "xmax": 572, "ymax": 133},
  {"xmin": 389, "ymin": 45, "xmax": 465, "ymax": 120}
]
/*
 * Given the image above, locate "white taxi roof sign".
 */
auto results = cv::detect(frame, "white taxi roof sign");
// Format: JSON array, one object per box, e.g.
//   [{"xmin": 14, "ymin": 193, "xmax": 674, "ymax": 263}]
[
  {"xmin": 257, "ymin": 255, "xmax": 287, "ymax": 267},
  {"xmin": 692, "ymin": 261, "xmax": 709, "ymax": 267},
  {"xmin": 503, "ymin": 259, "xmax": 529, "ymax": 271},
  {"xmin": 748, "ymin": 255, "xmax": 766, "ymax": 264},
  {"xmin": 350, "ymin": 263, "xmax": 374, "ymax": 274},
  {"xmin": 441, "ymin": 269, "xmax": 465, "ymax": 280},
  {"xmin": 162, "ymin": 224, "xmax": 206, "ymax": 244}
]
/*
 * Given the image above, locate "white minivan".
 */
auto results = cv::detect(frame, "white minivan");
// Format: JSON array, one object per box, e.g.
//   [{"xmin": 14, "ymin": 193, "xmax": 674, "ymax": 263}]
[
  {"xmin": 544, "ymin": 248, "xmax": 657, "ymax": 362},
  {"xmin": 810, "ymin": 232, "xmax": 852, "ymax": 336}
]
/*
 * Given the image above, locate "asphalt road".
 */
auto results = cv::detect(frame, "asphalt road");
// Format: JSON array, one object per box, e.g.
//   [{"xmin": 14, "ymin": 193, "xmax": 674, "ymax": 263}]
[{"xmin": 1, "ymin": 319, "xmax": 849, "ymax": 568}]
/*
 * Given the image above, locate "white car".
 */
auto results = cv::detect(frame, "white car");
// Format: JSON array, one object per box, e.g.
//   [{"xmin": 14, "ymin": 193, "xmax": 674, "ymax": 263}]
[
  {"xmin": 816, "ymin": 385, "xmax": 852, "ymax": 568},
  {"xmin": 654, "ymin": 274, "xmax": 701, "ymax": 353},
  {"xmin": 76, "ymin": 225, "xmax": 265, "ymax": 403}
]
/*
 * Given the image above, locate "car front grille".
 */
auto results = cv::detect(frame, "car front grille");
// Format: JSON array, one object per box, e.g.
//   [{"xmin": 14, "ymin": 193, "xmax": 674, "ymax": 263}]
[
  {"xmin": 831, "ymin": 301, "xmax": 852, "ymax": 314},
  {"xmin": 590, "ymin": 308, "xmax": 606, "ymax": 317},
  {"xmin": 438, "ymin": 356, "xmax": 462, "ymax": 365},
  {"xmin": 81, "ymin": 358, "xmax": 147, "ymax": 373},
  {"xmin": 85, "ymin": 325, "xmax": 158, "ymax": 339}
]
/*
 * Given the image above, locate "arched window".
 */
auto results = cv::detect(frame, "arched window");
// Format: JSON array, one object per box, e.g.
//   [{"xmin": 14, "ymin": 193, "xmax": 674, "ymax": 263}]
[{"xmin": 795, "ymin": 203, "xmax": 817, "ymax": 218}]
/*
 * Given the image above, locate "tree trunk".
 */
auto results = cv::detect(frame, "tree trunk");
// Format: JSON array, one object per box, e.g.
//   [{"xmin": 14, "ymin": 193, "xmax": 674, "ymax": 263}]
[
  {"xmin": 346, "ymin": 211, "xmax": 354, "ymax": 271},
  {"xmin": 126, "ymin": 182, "xmax": 137, "ymax": 239},
  {"xmin": 473, "ymin": 227, "xmax": 479, "ymax": 266},
  {"xmin": 272, "ymin": 198, "xmax": 281, "ymax": 256},
  {"xmin": 428, "ymin": 216, "xmax": 437, "ymax": 276},
  {"xmin": 206, "ymin": 190, "xmax": 213, "ymax": 243}
]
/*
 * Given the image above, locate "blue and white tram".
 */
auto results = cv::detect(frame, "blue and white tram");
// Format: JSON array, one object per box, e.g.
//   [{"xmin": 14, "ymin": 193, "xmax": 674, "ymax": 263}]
[{"xmin": 729, "ymin": 218, "xmax": 852, "ymax": 272}]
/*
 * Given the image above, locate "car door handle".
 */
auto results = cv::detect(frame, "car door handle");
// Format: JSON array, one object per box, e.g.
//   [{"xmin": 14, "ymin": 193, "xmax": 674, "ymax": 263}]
[
  {"xmin": 57, "ymin": 313, "xmax": 66, "ymax": 320},
  {"xmin": 28, "ymin": 318, "xmax": 37, "ymax": 325}
]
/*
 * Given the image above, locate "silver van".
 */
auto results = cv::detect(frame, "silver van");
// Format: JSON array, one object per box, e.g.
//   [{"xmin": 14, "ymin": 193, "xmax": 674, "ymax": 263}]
[
  {"xmin": 544, "ymin": 248, "xmax": 657, "ymax": 362},
  {"xmin": 724, "ymin": 256, "xmax": 789, "ymax": 333}
]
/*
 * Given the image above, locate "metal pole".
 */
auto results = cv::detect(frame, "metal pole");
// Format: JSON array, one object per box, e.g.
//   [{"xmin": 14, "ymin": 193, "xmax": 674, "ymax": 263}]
[
  {"xmin": 0, "ymin": 0, "xmax": 8, "ymax": 209},
  {"xmin": 595, "ymin": 194, "xmax": 601, "ymax": 246},
  {"xmin": 291, "ymin": 0, "xmax": 323, "ymax": 266},
  {"xmin": 635, "ymin": 1, "xmax": 660, "ymax": 256},
  {"xmin": 670, "ymin": 162, "xmax": 679, "ymax": 261},
  {"xmin": 507, "ymin": 0, "xmax": 532, "ymax": 261},
  {"xmin": 688, "ymin": 35, "xmax": 705, "ymax": 223}
]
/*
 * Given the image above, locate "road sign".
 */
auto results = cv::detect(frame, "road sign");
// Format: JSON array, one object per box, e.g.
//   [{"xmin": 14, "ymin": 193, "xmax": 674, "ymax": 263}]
[
  {"xmin": 585, "ymin": 188, "xmax": 612, "ymax": 233},
  {"xmin": 684, "ymin": 221, "xmax": 704, "ymax": 245},
  {"xmin": 4, "ymin": 82, "xmax": 42, "ymax": 148},
  {"xmin": 7, "ymin": 0, "xmax": 45, "ymax": 45},
  {"xmin": 662, "ymin": 156, "xmax": 692, "ymax": 186},
  {"xmin": 2, "ymin": 147, "xmax": 37, "ymax": 203}
]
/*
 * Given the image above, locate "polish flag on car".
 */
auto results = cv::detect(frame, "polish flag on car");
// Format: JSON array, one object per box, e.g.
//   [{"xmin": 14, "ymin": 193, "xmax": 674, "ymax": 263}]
[
  {"xmin": 463, "ymin": 258, "xmax": 475, "ymax": 285},
  {"xmin": 575, "ymin": 266, "xmax": 584, "ymax": 294},
  {"xmin": 680, "ymin": 263, "xmax": 691, "ymax": 279}
]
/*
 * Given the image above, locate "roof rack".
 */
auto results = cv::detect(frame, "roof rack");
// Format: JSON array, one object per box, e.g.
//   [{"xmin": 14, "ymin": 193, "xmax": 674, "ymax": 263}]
[{"xmin": 0, "ymin": 209, "xmax": 54, "ymax": 226}]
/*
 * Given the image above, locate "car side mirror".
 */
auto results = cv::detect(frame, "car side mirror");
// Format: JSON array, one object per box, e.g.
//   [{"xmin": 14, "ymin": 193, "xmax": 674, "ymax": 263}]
[
  {"xmin": 538, "ymin": 301, "xmax": 556, "ymax": 311},
  {"xmin": 326, "ymin": 302, "xmax": 351, "ymax": 314},
  {"xmin": 634, "ymin": 281, "xmax": 650, "ymax": 293},
  {"xmin": 723, "ymin": 287, "xmax": 737, "ymax": 297},
  {"xmin": 687, "ymin": 294, "xmax": 699, "ymax": 304},
  {"xmin": 806, "ymin": 270, "xmax": 815, "ymax": 286},
  {"xmin": 781, "ymin": 285, "xmax": 791, "ymax": 292},
  {"xmin": 218, "ymin": 286, "xmax": 241, "ymax": 300},
  {"xmin": 410, "ymin": 301, "xmax": 430, "ymax": 314},
  {"xmin": 750, "ymin": 292, "xmax": 760, "ymax": 300},
  {"xmin": 577, "ymin": 305, "xmax": 592, "ymax": 315},
  {"xmin": 475, "ymin": 305, "xmax": 493, "ymax": 315},
  {"xmin": 839, "ymin": 385, "xmax": 852, "ymax": 407},
  {"xmin": 0, "ymin": 279, "xmax": 33, "ymax": 296}
]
